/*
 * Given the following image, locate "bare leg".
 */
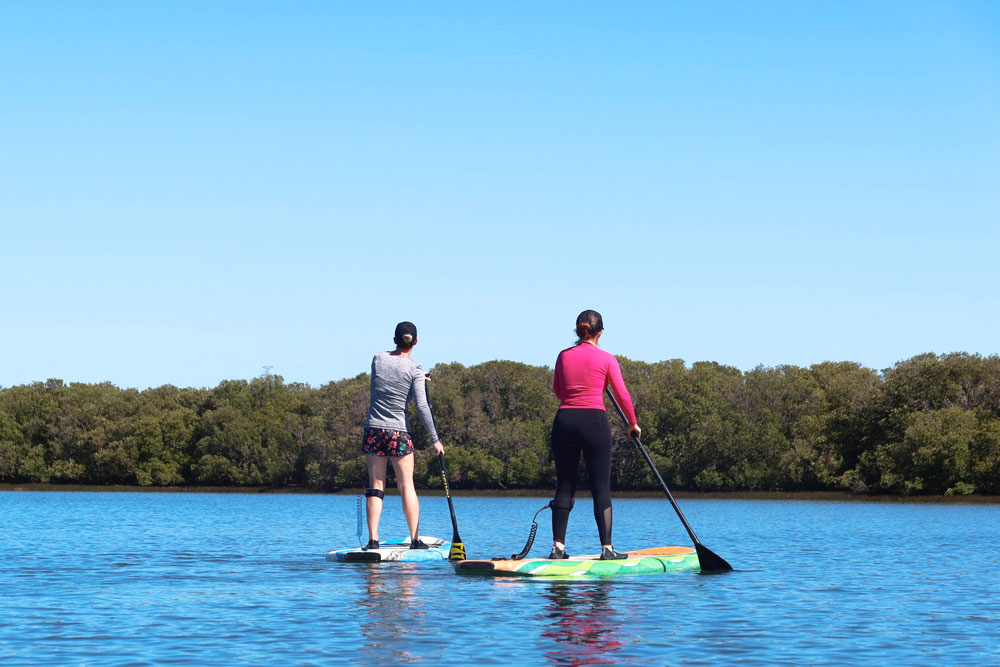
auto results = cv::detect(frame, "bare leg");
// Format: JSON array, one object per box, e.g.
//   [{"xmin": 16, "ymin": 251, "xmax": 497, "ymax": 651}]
[
  {"xmin": 366, "ymin": 455, "xmax": 388, "ymax": 542},
  {"xmin": 391, "ymin": 453, "xmax": 420, "ymax": 540}
]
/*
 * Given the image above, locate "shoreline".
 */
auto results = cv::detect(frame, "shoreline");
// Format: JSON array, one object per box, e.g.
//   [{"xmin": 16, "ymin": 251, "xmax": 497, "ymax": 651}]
[{"xmin": 2, "ymin": 483, "xmax": 998, "ymax": 504}]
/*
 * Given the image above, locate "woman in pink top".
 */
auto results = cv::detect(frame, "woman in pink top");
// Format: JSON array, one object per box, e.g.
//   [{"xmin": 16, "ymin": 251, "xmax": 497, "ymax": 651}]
[{"xmin": 549, "ymin": 309, "xmax": 641, "ymax": 560}]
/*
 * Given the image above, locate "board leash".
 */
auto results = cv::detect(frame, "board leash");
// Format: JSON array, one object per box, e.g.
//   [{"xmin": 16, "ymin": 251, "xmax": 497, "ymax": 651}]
[
  {"xmin": 502, "ymin": 502, "xmax": 551, "ymax": 560},
  {"xmin": 356, "ymin": 494, "xmax": 363, "ymax": 548}
]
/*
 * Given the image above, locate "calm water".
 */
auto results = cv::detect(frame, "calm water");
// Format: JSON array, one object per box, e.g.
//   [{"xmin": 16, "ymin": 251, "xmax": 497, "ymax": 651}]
[{"xmin": 1, "ymin": 490, "xmax": 998, "ymax": 666}]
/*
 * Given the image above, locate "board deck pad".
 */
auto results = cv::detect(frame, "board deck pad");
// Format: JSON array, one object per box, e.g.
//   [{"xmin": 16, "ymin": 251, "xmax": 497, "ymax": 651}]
[
  {"xmin": 327, "ymin": 536, "xmax": 450, "ymax": 563},
  {"xmin": 454, "ymin": 546, "xmax": 700, "ymax": 577}
]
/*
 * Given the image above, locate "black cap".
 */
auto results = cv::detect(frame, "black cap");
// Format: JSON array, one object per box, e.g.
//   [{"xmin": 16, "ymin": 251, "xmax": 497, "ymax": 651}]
[{"xmin": 394, "ymin": 321, "xmax": 417, "ymax": 342}]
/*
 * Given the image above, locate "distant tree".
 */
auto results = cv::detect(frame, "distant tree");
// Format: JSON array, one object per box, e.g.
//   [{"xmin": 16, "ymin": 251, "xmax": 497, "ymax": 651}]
[{"xmin": 876, "ymin": 408, "xmax": 976, "ymax": 494}]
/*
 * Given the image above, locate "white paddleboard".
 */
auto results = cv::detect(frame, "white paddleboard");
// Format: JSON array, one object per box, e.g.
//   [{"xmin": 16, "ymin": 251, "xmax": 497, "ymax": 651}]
[{"xmin": 326, "ymin": 536, "xmax": 450, "ymax": 563}]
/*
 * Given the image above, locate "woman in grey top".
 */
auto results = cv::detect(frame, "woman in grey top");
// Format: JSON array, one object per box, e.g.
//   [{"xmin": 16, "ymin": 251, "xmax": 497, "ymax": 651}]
[{"xmin": 362, "ymin": 321, "xmax": 445, "ymax": 550}]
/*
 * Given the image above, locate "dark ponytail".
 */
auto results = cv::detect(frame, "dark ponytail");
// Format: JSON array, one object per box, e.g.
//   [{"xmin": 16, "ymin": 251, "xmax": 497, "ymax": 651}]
[{"xmin": 575, "ymin": 309, "xmax": 604, "ymax": 344}]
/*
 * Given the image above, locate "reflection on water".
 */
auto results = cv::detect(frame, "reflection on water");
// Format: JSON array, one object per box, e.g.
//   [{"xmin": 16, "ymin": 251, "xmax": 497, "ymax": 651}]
[
  {"xmin": 541, "ymin": 583, "xmax": 629, "ymax": 666},
  {"xmin": 357, "ymin": 564, "xmax": 424, "ymax": 663}
]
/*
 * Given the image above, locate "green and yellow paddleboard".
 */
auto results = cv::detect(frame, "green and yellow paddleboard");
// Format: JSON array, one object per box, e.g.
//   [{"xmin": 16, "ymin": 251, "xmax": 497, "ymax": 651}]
[{"xmin": 454, "ymin": 546, "xmax": 700, "ymax": 578}]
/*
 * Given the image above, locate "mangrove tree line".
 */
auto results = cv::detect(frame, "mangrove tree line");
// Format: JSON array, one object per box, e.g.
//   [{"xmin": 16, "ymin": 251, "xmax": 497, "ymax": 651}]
[{"xmin": 1, "ymin": 352, "xmax": 998, "ymax": 495}]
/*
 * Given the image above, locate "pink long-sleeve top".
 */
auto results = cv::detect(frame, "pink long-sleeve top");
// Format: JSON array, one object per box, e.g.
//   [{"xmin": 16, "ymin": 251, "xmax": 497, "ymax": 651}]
[{"xmin": 553, "ymin": 343, "xmax": 637, "ymax": 425}]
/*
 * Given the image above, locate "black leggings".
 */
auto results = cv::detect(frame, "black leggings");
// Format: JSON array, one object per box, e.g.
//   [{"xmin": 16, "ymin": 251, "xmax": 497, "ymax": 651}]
[{"xmin": 550, "ymin": 408, "xmax": 614, "ymax": 546}]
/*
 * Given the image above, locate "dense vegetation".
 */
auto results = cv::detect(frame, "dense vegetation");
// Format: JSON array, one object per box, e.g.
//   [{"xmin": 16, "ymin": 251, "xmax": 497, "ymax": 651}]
[{"xmin": 2, "ymin": 353, "xmax": 999, "ymax": 495}]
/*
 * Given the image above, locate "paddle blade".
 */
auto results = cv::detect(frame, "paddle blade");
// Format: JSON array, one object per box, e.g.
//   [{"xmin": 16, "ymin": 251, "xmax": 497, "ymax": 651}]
[
  {"xmin": 695, "ymin": 543, "xmax": 733, "ymax": 573},
  {"xmin": 449, "ymin": 540, "xmax": 467, "ymax": 561}
]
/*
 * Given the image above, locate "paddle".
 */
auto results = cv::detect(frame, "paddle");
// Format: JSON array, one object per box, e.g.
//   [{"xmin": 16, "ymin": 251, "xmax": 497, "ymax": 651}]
[
  {"xmin": 423, "ymin": 379, "xmax": 466, "ymax": 561},
  {"xmin": 437, "ymin": 453, "xmax": 466, "ymax": 561},
  {"xmin": 605, "ymin": 388, "xmax": 733, "ymax": 572}
]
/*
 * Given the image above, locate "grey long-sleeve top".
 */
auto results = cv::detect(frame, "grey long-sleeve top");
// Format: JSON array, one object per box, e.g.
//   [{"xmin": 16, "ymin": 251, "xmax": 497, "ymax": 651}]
[{"xmin": 364, "ymin": 351, "xmax": 439, "ymax": 444}]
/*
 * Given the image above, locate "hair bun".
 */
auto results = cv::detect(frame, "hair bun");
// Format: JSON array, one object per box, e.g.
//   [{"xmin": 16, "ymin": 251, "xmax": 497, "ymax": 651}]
[
  {"xmin": 574, "ymin": 309, "xmax": 604, "ymax": 343},
  {"xmin": 402, "ymin": 333, "xmax": 413, "ymax": 344}
]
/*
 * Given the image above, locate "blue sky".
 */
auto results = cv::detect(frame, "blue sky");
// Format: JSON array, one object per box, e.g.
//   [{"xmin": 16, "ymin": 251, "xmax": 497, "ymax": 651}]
[{"xmin": 2, "ymin": 1, "xmax": 998, "ymax": 389}]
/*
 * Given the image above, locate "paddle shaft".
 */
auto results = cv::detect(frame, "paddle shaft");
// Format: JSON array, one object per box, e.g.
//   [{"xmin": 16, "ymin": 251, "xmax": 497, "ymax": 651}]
[
  {"xmin": 607, "ymin": 388, "xmax": 733, "ymax": 573},
  {"xmin": 438, "ymin": 453, "xmax": 461, "ymax": 544},
  {"xmin": 604, "ymin": 388, "xmax": 702, "ymax": 544},
  {"xmin": 605, "ymin": 388, "xmax": 732, "ymax": 571},
  {"xmin": 424, "ymin": 380, "xmax": 466, "ymax": 559}
]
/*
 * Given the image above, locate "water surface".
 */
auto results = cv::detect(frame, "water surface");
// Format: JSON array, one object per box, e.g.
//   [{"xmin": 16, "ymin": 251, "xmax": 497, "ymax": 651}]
[{"xmin": 1, "ymin": 491, "xmax": 997, "ymax": 665}]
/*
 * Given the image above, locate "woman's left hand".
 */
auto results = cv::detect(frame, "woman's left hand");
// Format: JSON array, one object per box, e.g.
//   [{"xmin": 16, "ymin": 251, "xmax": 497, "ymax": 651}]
[{"xmin": 431, "ymin": 441, "xmax": 444, "ymax": 455}]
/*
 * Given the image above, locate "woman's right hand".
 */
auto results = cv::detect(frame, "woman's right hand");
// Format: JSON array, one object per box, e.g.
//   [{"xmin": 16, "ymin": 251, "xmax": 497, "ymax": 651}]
[
  {"xmin": 431, "ymin": 441, "xmax": 444, "ymax": 455},
  {"xmin": 629, "ymin": 424, "xmax": 642, "ymax": 439}
]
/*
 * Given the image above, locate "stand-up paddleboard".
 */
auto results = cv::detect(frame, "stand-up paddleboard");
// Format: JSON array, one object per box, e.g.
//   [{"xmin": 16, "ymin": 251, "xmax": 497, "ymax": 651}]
[
  {"xmin": 454, "ymin": 546, "xmax": 700, "ymax": 577},
  {"xmin": 327, "ymin": 536, "xmax": 450, "ymax": 563}
]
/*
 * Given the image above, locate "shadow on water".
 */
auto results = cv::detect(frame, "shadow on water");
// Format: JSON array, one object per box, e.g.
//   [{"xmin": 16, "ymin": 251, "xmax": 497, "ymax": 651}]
[{"xmin": 697, "ymin": 568, "xmax": 743, "ymax": 575}]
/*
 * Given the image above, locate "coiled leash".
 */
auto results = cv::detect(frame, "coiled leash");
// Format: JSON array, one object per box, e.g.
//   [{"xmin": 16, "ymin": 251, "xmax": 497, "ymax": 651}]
[{"xmin": 499, "ymin": 502, "xmax": 551, "ymax": 560}]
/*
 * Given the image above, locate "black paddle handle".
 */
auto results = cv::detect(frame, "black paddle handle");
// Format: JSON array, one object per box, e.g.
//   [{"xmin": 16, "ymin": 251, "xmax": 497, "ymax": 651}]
[{"xmin": 605, "ymin": 387, "xmax": 703, "ymax": 546}]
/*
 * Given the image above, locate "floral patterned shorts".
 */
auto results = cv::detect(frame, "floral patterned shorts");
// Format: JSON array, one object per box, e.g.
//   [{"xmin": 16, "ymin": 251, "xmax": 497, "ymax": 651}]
[{"xmin": 362, "ymin": 427, "xmax": 415, "ymax": 457}]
